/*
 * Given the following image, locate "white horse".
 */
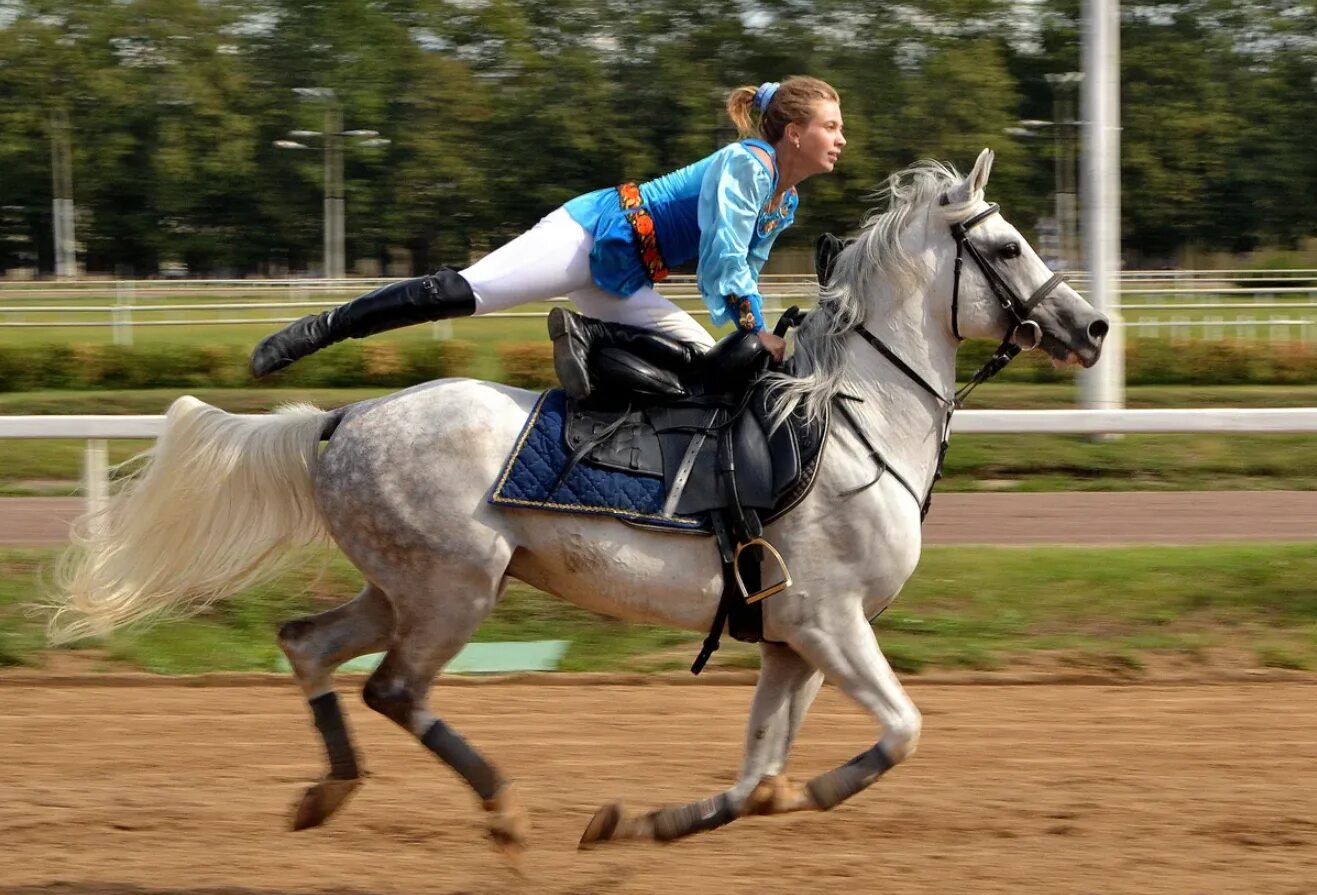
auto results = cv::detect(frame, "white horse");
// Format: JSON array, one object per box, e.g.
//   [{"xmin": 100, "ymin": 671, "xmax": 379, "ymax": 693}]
[{"xmin": 51, "ymin": 149, "xmax": 1106, "ymax": 853}]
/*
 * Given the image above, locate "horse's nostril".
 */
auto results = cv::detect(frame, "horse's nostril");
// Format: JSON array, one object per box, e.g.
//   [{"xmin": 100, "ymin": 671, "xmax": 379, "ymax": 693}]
[{"xmin": 1089, "ymin": 319, "xmax": 1110, "ymax": 341}]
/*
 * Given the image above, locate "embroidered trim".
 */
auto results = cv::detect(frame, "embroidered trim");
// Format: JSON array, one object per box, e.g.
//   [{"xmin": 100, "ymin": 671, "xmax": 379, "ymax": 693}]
[
  {"xmin": 728, "ymin": 295, "xmax": 760, "ymax": 332},
  {"xmin": 758, "ymin": 187, "xmax": 797, "ymax": 238},
  {"xmin": 618, "ymin": 181, "xmax": 643, "ymax": 210},
  {"xmin": 616, "ymin": 182, "xmax": 670, "ymax": 283}
]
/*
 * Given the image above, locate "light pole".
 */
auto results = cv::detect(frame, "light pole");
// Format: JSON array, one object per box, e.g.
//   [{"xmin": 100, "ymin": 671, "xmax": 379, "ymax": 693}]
[
  {"xmin": 49, "ymin": 107, "xmax": 76, "ymax": 279},
  {"xmin": 275, "ymin": 88, "xmax": 389, "ymax": 279},
  {"xmin": 1080, "ymin": 0, "xmax": 1125, "ymax": 413},
  {"xmin": 1005, "ymin": 116, "xmax": 1067, "ymax": 269},
  {"xmin": 1044, "ymin": 72, "xmax": 1083, "ymax": 271}
]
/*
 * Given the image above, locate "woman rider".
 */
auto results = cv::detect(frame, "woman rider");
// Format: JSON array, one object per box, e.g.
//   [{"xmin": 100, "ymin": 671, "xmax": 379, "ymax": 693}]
[{"xmin": 249, "ymin": 77, "xmax": 846, "ymax": 397}]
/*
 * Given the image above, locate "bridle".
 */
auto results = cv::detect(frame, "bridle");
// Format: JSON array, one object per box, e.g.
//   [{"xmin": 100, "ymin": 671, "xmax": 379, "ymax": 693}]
[
  {"xmin": 949, "ymin": 202, "xmax": 1066, "ymax": 346},
  {"xmin": 832, "ymin": 199, "xmax": 1069, "ymax": 519}
]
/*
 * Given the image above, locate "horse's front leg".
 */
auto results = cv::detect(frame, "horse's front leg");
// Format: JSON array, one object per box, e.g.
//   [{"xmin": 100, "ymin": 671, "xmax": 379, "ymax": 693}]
[
  {"xmin": 580, "ymin": 641, "xmax": 821, "ymax": 846},
  {"xmin": 743, "ymin": 643, "xmax": 825, "ymax": 817},
  {"xmin": 787, "ymin": 601, "xmax": 921, "ymax": 810}
]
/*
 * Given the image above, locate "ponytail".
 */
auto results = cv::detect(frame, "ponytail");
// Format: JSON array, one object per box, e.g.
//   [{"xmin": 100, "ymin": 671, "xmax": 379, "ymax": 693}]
[
  {"xmin": 723, "ymin": 76, "xmax": 840, "ymax": 143},
  {"xmin": 726, "ymin": 86, "xmax": 758, "ymax": 138}
]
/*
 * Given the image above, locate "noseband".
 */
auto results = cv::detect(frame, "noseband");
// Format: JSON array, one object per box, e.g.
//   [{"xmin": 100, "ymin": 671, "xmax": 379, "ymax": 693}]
[
  {"xmin": 853, "ymin": 200, "xmax": 1068, "ymax": 410},
  {"xmin": 949, "ymin": 202, "xmax": 1066, "ymax": 344}
]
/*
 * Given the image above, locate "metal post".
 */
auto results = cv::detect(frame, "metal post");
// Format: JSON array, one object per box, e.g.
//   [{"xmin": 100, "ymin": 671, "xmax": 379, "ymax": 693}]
[
  {"xmin": 113, "ymin": 279, "xmax": 134, "ymax": 346},
  {"xmin": 83, "ymin": 439, "xmax": 109, "ymax": 529},
  {"xmin": 1052, "ymin": 89, "xmax": 1065, "ymax": 265},
  {"xmin": 50, "ymin": 108, "xmax": 77, "ymax": 280},
  {"xmin": 1044, "ymin": 72, "xmax": 1082, "ymax": 271},
  {"xmin": 1080, "ymin": 0, "xmax": 1125, "ymax": 411},
  {"xmin": 324, "ymin": 102, "xmax": 346, "ymax": 280},
  {"xmin": 322, "ymin": 109, "xmax": 333, "ymax": 279},
  {"xmin": 1061, "ymin": 84, "xmax": 1080, "ymax": 271}
]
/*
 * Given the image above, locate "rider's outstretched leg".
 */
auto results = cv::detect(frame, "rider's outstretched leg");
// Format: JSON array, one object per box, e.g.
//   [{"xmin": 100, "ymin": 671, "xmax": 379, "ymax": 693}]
[{"xmin": 250, "ymin": 268, "xmax": 476, "ymax": 377}]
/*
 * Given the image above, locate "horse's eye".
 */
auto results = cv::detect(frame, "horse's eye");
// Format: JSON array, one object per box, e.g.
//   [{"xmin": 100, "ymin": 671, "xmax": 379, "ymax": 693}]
[{"xmin": 1000, "ymin": 242, "xmax": 1022, "ymax": 259}]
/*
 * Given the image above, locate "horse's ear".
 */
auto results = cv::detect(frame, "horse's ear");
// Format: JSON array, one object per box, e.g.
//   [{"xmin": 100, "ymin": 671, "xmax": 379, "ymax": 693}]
[
  {"xmin": 945, "ymin": 148, "xmax": 995, "ymax": 206},
  {"xmin": 815, "ymin": 233, "xmax": 849, "ymax": 286},
  {"xmin": 969, "ymin": 148, "xmax": 995, "ymax": 194}
]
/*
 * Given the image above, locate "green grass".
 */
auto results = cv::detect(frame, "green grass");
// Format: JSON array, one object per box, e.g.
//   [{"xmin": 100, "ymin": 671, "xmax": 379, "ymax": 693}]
[
  {"xmin": 939, "ymin": 432, "xmax": 1317, "ymax": 491},
  {"xmin": 876, "ymin": 543, "xmax": 1317, "ymax": 672},
  {"xmin": 1, "ymin": 384, "xmax": 1314, "ymax": 494},
  {"xmin": 3, "ymin": 544, "xmax": 1315, "ymax": 675}
]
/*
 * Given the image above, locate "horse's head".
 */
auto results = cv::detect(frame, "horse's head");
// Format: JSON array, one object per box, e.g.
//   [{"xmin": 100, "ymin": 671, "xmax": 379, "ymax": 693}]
[
  {"xmin": 933, "ymin": 148, "xmax": 1107, "ymax": 368},
  {"xmin": 775, "ymin": 151, "xmax": 1111, "ymax": 427}
]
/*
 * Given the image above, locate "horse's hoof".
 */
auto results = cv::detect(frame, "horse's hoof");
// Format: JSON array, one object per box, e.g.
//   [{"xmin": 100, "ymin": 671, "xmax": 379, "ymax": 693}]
[
  {"xmin": 579, "ymin": 802, "xmax": 624, "ymax": 848},
  {"xmin": 290, "ymin": 777, "xmax": 361, "ymax": 831},
  {"xmin": 484, "ymin": 785, "xmax": 529, "ymax": 860},
  {"xmin": 746, "ymin": 775, "xmax": 815, "ymax": 815}
]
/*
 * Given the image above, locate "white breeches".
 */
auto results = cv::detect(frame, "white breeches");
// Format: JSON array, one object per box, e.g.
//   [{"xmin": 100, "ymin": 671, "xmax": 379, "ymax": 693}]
[{"xmin": 458, "ymin": 207, "xmax": 716, "ymax": 348}]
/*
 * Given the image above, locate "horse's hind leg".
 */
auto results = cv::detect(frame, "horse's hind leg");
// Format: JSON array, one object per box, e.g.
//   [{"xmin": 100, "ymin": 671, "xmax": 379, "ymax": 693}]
[
  {"xmin": 580, "ymin": 641, "xmax": 821, "ymax": 846},
  {"xmin": 359, "ymin": 571, "xmax": 527, "ymax": 855},
  {"xmin": 277, "ymin": 583, "xmax": 394, "ymax": 830}
]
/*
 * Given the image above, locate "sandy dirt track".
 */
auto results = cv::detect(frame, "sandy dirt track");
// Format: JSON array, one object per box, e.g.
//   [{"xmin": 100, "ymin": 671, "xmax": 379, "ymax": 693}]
[
  {"xmin": 2, "ymin": 682, "xmax": 1314, "ymax": 895},
  {"xmin": 4, "ymin": 490, "xmax": 1317, "ymax": 547}
]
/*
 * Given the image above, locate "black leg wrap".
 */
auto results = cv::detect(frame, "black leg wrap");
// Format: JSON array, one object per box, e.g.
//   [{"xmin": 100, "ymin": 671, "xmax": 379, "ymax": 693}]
[
  {"xmin": 805, "ymin": 743, "xmax": 894, "ymax": 811},
  {"xmin": 421, "ymin": 719, "xmax": 502, "ymax": 801},
  {"xmin": 309, "ymin": 692, "xmax": 360, "ymax": 780},
  {"xmin": 650, "ymin": 793, "xmax": 737, "ymax": 842}
]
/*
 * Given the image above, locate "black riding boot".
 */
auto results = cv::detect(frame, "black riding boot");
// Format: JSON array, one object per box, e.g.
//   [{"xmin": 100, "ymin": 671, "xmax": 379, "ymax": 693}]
[
  {"xmin": 548, "ymin": 307, "xmax": 704, "ymax": 402},
  {"xmin": 249, "ymin": 268, "xmax": 476, "ymax": 378}
]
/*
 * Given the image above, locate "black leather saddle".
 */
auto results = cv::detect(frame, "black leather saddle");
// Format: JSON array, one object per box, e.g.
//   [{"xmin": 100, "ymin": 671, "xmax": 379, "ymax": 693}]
[
  {"xmin": 557, "ymin": 310, "xmax": 828, "ymax": 673},
  {"xmin": 562, "ymin": 378, "xmax": 826, "ymax": 528}
]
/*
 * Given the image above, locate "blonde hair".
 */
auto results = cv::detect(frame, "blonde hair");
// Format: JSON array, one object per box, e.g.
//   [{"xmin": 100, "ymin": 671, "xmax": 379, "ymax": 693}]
[{"xmin": 726, "ymin": 76, "xmax": 840, "ymax": 143}]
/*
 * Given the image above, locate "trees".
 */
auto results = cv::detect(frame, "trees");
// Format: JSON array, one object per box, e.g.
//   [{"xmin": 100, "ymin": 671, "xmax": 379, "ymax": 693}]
[{"xmin": 0, "ymin": 0, "xmax": 1311, "ymax": 275}]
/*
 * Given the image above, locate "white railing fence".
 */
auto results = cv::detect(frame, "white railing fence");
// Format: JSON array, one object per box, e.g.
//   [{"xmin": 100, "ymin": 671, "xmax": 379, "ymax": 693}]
[
  {"xmin": 3, "ymin": 408, "xmax": 1315, "ymax": 517},
  {"xmin": 3, "ymin": 272, "xmax": 1316, "ymax": 346}
]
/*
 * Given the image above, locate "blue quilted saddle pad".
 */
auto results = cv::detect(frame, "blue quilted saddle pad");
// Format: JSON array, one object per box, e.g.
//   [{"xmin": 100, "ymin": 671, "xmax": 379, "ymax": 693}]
[{"xmin": 489, "ymin": 388, "xmax": 708, "ymax": 532}]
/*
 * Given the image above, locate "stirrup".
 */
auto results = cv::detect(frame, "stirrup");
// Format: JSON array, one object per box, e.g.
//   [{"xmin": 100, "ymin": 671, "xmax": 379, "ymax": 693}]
[{"xmin": 734, "ymin": 538, "xmax": 792, "ymax": 604}]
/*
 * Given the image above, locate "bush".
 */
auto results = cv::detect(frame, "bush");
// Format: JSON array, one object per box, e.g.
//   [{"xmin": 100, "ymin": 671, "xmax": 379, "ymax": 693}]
[
  {"xmin": 1267, "ymin": 341, "xmax": 1317, "ymax": 384},
  {"xmin": 958, "ymin": 337, "xmax": 1315, "ymax": 387},
  {"xmin": 0, "ymin": 335, "xmax": 1309, "ymax": 391},
  {"xmin": 497, "ymin": 342, "xmax": 556, "ymax": 390},
  {"xmin": 1126, "ymin": 339, "xmax": 1315, "ymax": 385},
  {"xmin": 402, "ymin": 340, "xmax": 478, "ymax": 385}
]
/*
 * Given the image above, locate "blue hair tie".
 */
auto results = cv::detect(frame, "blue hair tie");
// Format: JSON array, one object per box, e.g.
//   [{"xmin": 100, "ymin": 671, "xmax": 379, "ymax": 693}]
[{"xmin": 753, "ymin": 82, "xmax": 780, "ymax": 113}]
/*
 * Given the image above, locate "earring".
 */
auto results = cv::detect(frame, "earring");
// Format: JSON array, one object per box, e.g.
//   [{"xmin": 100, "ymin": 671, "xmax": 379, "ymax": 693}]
[{"xmin": 793, "ymin": 138, "xmax": 800, "ymax": 149}]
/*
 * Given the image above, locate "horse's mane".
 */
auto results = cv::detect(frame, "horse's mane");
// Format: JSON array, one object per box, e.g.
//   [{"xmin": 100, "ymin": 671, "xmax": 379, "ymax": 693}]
[{"xmin": 766, "ymin": 159, "xmax": 973, "ymax": 428}]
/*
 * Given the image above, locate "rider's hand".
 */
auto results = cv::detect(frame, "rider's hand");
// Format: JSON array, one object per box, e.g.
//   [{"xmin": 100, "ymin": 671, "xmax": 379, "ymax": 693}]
[{"xmin": 757, "ymin": 330, "xmax": 787, "ymax": 364}]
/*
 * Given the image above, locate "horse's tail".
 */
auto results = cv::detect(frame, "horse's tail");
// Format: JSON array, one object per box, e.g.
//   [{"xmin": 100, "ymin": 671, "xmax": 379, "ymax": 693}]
[{"xmin": 48, "ymin": 396, "xmax": 336, "ymax": 645}]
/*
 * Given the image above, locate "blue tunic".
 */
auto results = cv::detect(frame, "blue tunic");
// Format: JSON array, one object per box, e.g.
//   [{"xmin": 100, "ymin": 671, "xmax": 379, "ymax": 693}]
[{"xmin": 563, "ymin": 138, "xmax": 799, "ymax": 332}]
